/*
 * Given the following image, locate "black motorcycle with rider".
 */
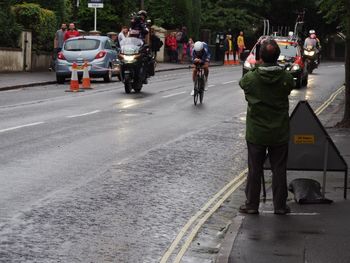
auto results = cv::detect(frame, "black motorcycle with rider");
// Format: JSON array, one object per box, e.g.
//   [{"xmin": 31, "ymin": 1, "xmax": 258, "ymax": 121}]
[
  {"xmin": 118, "ymin": 10, "xmax": 155, "ymax": 93},
  {"xmin": 303, "ymin": 30, "xmax": 321, "ymax": 74}
]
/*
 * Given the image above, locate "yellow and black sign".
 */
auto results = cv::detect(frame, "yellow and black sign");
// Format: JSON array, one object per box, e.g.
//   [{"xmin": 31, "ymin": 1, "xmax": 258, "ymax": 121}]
[
  {"xmin": 265, "ymin": 100, "xmax": 346, "ymax": 172},
  {"xmin": 294, "ymin": 134, "xmax": 315, "ymax": 144}
]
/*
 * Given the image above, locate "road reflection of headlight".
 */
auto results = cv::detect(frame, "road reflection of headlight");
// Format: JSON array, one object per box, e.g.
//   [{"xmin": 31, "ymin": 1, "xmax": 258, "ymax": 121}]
[{"xmin": 244, "ymin": 61, "xmax": 252, "ymax": 68}]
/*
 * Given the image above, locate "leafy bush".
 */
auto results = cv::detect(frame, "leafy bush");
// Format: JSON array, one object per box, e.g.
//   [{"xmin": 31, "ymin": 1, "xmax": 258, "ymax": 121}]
[
  {"xmin": 0, "ymin": 2, "xmax": 22, "ymax": 48},
  {"xmin": 12, "ymin": 3, "xmax": 57, "ymax": 52}
]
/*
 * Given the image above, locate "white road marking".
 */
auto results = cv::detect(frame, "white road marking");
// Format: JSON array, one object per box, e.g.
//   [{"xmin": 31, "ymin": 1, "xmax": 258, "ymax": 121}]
[
  {"xmin": 326, "ymin": 65, "xmax": 338, "ymax": 68},
  {"xmin": 66, "ymin": 110, "xmax": 101, "ymax": 118},
  {"xmin": 162, "ymin": 91, "xmax": 186, "ymax": 98},
  {"xmin": 0, "ymin": 122, "xmax": 44, "ymax": 133},
  {"xmin": 223, "ymin": 80, "xmax": 237, "ymax": 84},
  {"xmin": 208, "ymin": 84, "xmax": 215, "ymax": 88}
]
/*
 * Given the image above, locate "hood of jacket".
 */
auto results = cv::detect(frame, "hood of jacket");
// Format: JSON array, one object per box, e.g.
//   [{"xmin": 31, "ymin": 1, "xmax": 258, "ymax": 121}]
[{"xmin": 256, "ymin": 63, "xmax": 285, "ymax": 84}]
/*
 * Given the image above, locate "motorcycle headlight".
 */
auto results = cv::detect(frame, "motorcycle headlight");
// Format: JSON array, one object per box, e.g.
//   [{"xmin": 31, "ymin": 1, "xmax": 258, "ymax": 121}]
[
  {"xmin": 244, "ymin": 61, "xmax": 252, "ymax": 69},
  {"xmin": 124, "ymin": 55, "xmax": 136, "ymax": 62},
  {"xmin": 304, "ymin": 50, "xmax": 315, "ymax": 56}
]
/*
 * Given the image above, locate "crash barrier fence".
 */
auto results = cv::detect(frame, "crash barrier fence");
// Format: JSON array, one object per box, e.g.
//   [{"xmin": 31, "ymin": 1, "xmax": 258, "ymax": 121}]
[{"xmin": 264, "ymin": 97, "xmax": 348, "ymax": 199}]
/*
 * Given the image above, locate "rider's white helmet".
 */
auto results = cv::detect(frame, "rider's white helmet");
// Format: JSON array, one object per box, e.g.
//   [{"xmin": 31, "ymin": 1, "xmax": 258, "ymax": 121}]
[
  {"xmin": 194, "ymin": 41, "xmax": 204, "ymax": 52},
  {"xmin": 309, "ymin": 29, "xmax": 315, "ymax": 34}
]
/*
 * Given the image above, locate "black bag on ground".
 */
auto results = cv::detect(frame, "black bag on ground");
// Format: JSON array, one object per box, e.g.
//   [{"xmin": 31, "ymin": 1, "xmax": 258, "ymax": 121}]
[{"xmin": 288, "ymin": 178, "xmax": 333, "ymax": 204}]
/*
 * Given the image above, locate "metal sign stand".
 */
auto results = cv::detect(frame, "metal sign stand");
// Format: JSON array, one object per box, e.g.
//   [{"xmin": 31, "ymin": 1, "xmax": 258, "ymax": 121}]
[
  {"xmin": 88, "ymin": 1, "xmax": 103, "ymax": 31},
  {"xmin": 94, "ymin": 7, "xmax": 97, "ymax": 31},
  {"xmin": 322, "ymin": 138, "xmax": 329, "ymax": 198}
]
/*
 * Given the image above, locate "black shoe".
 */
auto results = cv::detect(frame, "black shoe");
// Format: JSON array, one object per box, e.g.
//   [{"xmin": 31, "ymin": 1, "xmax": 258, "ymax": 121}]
[
  {"xmin": 239, "ymin": 204, "xmax": 259, "ymax": 214},
  {"xmin": 143, "ymin": 78, "xmax": 148, "ymax": 84},
  {"xmin": 274, "ymin": 205, "xmax": 291, "ymax": 215}
]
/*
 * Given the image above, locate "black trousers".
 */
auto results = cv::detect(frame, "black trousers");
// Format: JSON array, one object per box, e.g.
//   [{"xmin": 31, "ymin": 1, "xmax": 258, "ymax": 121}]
[{"xmin": 245, "ymin": 141, "xmax": 288, "ymax": 210}]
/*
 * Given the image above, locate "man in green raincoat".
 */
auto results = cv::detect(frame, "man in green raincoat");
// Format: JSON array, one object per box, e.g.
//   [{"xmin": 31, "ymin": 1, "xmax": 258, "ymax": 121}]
[{"xmin": 239, "ymin": 38, "xmax": 295, "ymax": 215}]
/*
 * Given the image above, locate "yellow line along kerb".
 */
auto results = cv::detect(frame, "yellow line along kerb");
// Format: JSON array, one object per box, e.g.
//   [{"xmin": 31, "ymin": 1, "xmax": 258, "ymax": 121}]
[
  {"xmin": 315, "ymin": 86, "xmax": 345, "ymax": 116},
  {"xmin": 159, "ymin": 168, "xmax": 248, "ymax": 263},
  {"xmin": 173, "ymin": 175, "xmax": 247, "ymax": 262}
]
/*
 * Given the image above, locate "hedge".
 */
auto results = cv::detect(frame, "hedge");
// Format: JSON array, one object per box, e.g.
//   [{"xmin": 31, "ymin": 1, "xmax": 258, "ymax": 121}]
[
  {"xmin": 12, "ymin": 3, "xmax": 57, "ymax": 52},
  {"xmin": 0, "ymin": 2, "xmax": 22, "ymax": 48}
]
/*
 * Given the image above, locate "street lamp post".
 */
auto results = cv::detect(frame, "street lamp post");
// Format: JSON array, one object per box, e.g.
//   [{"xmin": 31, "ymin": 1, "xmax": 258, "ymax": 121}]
[{"xmin": 141, "ymin": 0, "xmax": 144, "ymax": 9}]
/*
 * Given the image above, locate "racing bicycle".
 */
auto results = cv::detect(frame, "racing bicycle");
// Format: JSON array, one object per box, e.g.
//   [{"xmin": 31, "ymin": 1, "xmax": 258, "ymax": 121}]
[{"xmin": 193, "ymin": 63, "xmax": 205, "ymax": 105}]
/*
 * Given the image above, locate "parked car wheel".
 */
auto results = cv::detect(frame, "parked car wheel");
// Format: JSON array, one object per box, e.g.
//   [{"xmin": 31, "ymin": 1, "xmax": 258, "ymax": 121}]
[
  {"xmin": 103, "ymin": 65, "xmax": 112, "ymax": 82},
  {"xmin": 56, "ymin": 75, "xmax": 65, "ymax": 84}
]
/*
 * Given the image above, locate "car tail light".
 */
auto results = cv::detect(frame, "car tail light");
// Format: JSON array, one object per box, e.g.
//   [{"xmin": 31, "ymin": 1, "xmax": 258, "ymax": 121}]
[
  {"xmin": 95, "ymin": 50, "xmax": 107, "ymax": 59},
  {"xmin": 57, "ymin": 52, "xmax": 66, "ymax": 60}
]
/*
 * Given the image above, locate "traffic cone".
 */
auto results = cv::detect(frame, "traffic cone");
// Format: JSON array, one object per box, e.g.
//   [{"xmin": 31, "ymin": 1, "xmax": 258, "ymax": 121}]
[
  {"xmin": 229, "ymin": 51, "xmax": 235, "ymax": 65},
  {"xmin": 66, "ymin": 62, "xmax": 83, "ymax": 92},
  {"xmin": 234, "ymin": 52, "xmax": 240, "ymax": 65},
  {"xmin": 224, "ymin": 51, "xmax": 230, "ymax": 65},
  {"xmin": 82, "ymin": 62, "xmax": 92, "ymax": 89}
]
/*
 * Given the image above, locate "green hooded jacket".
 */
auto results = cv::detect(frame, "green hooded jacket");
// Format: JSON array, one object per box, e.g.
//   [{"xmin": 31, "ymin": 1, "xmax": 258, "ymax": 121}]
[{"xmin": 239, "ymin": 64, "xmax": 295, "ymax": 145}]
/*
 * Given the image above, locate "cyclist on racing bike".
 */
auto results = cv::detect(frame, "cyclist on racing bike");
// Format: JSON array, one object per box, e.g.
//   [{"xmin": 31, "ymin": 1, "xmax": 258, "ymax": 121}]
[{"xmin": 191, "ymin": 41, "xmax": 211, "ymax": 96}]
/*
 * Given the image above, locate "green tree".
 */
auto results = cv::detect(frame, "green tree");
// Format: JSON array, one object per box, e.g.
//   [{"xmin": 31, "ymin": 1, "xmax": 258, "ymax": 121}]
[
  {"xmin": 319, "ymin": 0, "xmax": 350, "ymax": 126},
  {"xmin": 13, "ymin": 0, "xmax": 71, "ymax": 26},
  {"xmin": 0, "ymin": 1, "xmax": 22, "ymax": 47},
  {"xmin": 145, "ymin": 0, "xmax": 201, "ymax": 39},
  {"xmin": 74, "ymin": 0, "xmax": 137, "ymax": 33}
]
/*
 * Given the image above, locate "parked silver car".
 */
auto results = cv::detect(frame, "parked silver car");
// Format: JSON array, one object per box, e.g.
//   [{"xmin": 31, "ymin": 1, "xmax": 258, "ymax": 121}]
[{"xmin": 55, "ymin": 36, "xmax": 119, "ymax": 84}]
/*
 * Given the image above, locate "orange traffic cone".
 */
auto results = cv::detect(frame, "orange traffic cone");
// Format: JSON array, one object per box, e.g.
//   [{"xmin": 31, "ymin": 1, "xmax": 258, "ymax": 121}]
[
  {"xmin": 66, "ymin": 62, "xmax": 83, "ymax": 92},
  {"xmin": 228, "ymin": 51, "xmax": 235, "ymax": 65},
  {"xmin": 82, "ymin": 62, "xmax": 92, "ymax": 89},
  {"xmin": 224, "ymin": 51, "xmax": 230, "ymax": 65}
]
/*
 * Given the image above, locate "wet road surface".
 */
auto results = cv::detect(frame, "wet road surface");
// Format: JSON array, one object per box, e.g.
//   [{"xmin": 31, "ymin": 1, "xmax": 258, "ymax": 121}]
[{"xmin": 0, "ymin": 62, "xmax": 345, "ymax": 262}]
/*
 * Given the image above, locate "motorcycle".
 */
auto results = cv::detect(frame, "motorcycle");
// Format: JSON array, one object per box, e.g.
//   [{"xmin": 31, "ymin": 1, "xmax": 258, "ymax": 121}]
[
  {"xmin": 303, "ymin": 45, "xmax": 319, "ymax": 74},
  {"xmin": 118, "ymin": 37, "xmax": 155, "ymax": 93}
]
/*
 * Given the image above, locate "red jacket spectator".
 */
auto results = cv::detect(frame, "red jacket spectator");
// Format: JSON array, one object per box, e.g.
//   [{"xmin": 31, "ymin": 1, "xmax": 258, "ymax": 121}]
[
  {"xmin": 64, "ymin": 23, "xmax": 80, "ymax": 41},
  {"xmin": 166, "ymin": 33, "xmax": 177, "ymax": 51},
  {"xmin": 64, "ymin": 30, "xmax": 79, "ymax": 41}
]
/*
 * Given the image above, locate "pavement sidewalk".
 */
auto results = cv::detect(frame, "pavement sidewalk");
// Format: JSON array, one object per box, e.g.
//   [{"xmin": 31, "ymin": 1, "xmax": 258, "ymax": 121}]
[
  {"xmin": 218, "ymin": 93, "xmax": 350, "ymax": 263},
  {"xmin": 0, "ymin": 62, "xmax": 225, "ymax": 91}
]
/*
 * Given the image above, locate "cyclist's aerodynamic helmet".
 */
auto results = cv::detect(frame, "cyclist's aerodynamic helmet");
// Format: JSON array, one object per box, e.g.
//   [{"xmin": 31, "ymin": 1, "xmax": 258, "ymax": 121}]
[{"xmin": 194, "ymin": 41, "xmax": 204, "ymax": 52}]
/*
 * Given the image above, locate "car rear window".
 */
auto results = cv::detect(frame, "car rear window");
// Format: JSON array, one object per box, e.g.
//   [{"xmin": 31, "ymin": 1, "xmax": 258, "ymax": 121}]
[
  {"xmin": 278, "ymin": 42, "xmax": 298, "ymax": 57},
  {"xmin": 64, "ymin": 39, "xmax": 100, "ymax": 51}
]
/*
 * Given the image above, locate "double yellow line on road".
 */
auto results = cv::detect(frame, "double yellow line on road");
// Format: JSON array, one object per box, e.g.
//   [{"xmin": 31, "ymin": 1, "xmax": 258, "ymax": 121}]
[
  {"xmin": 314, "ymin": 85, "xmax": 345, "ymax": 116},
  {"xmin": 160, "ymin": 168, "xmax": 247, "ymax": 263},
  {"xmin": 160, "ymin": 85, "xmax": 346, "ymax": 263}
]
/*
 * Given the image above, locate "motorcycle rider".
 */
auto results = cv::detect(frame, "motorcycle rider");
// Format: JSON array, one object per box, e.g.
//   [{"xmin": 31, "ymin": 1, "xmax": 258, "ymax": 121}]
[
  {"xmin": 191, "ymin": 41, "xmax": 211, "ymax": 96},
  {"xmin": 130, "ymin": 10, "xmax": 149, "ymax": 43},
  {"xmin": 304, "ymin": 29, "xmax": 321, "ymax": 64},
  {"xmin": 130, "ymin": 10, "xmax": 153, "ymax": 83}
]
